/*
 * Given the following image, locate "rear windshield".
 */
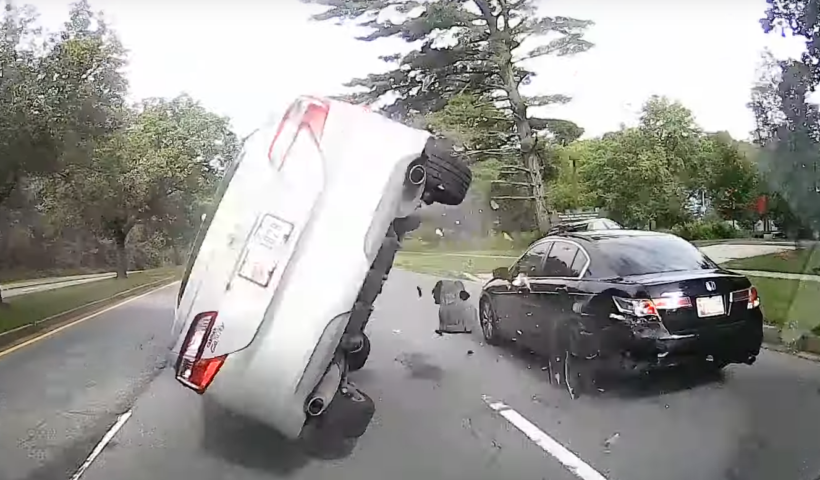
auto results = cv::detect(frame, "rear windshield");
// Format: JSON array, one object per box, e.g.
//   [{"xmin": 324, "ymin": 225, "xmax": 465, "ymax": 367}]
[{"xmin": 598, "ymin": 235, "xmax": 717, "ymax": 277}]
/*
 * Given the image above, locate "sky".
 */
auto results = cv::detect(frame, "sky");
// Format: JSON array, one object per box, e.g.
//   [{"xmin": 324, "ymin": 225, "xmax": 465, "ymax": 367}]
[{"xmin": 29, "ymin": 0, "xmax": 808, "ymax": 140}]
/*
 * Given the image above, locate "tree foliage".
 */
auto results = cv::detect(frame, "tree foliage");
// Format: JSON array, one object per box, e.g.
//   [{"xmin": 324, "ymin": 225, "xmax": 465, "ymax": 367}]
[
  {"xmin": 42, "ymin": 95, "xmax": 239, "ymax": 278},
  {"xmin": 762, "ymin": 0, "xmax": 820, "ymax": 89},
  {"xmin": 0, "ymin": 0, "xmax": 126, "ymax": 208},
  {"xmin": 0, "ymin": 0, "xmax": 239, "ymax": 291},
  {"xmin": 305, "ymin": 0, "xmax": 595, "ymax": 232}
]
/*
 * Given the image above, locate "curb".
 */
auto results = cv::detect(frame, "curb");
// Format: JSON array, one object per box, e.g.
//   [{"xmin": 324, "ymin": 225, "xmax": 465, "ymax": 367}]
[{"xmin": 0, "ymin": 276, "xmax": 179, "ymax": 352}]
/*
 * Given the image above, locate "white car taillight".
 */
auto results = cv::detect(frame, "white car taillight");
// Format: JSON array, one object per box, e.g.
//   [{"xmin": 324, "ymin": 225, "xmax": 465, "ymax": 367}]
[{"xmin": 176, "ymin": 311, "xmax": 226, "ymax": 393}]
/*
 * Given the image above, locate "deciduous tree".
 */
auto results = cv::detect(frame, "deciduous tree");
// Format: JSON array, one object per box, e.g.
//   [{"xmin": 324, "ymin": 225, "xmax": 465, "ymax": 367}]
[{"xmin": 44, "ymin": 95, "xmax": 239, "ymax": 278}]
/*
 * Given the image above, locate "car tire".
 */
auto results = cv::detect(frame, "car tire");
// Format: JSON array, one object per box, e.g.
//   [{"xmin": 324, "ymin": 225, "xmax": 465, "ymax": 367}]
[
  {"xmin": 422, "ymin": 138, "xmax": 472, "ymax": 206},
  {"xmin": 347, "ymin": 334, "xmax": 371, "ymax": 372},
  {"xmin": 479, "ymin": 297, "xmax": 502, "ymax": 346}
]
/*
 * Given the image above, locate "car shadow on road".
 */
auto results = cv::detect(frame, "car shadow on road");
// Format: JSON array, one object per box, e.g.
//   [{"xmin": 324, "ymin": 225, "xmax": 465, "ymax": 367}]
[
  {"xmin": 595, "ymin": 366, "xmax": 728, "ymax": 400},
  {"xmin": 200, "ymin": 397, "xmax": 358, "ymax": 476},
  {"xmin": 495, "ymin": 340, "xmax": 726, "ymax": 400}
]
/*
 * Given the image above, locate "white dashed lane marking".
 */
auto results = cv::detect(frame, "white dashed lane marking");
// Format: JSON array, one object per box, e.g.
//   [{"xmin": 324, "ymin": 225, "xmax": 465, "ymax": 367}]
[
  {"xmin": 69, "ymin": 410, "xmax": 133, "ymax": 480},
  {"xmin": 483, "ymin": 395, "xmax": 609, "ymax": 480}
]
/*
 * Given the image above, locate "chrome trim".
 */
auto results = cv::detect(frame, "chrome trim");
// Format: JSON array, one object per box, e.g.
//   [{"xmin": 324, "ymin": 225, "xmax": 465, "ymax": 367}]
[{"xmin": 659, "ymin": 334, "xmax": 696, "ymax": 340}]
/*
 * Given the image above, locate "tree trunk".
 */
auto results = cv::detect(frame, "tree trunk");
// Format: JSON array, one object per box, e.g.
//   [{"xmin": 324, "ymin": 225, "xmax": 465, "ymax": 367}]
[
  {"xmin": 474, "ymin": 0, "xmax": 551, "ymax": 233},
  {"xmin": 115, "ymin": 231, "xmax": 128, "ymax": 279},
  {"xmin": 498, "ymin": 60, "xmax": 551, "ymax": 233}
]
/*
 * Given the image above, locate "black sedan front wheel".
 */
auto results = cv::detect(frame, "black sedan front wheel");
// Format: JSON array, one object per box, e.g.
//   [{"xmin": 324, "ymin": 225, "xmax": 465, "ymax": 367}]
[{"xmin": 479, "ymin": 298, "xmax": 502, "ymax": 346}]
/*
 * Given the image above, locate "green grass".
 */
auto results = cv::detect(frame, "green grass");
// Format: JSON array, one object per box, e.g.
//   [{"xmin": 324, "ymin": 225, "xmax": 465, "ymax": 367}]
[
  {"xmin": 723, "ymin": 246, "xmax": 820, "ymax": 275},
  {"xmin": 0, "ymin": 267, "xmax": 182, "ymax": 335},
  {"xmin": 0, "ymin": 267, "xmax": 112, "ymax": 284},
  {"xmin": 747, "ymin": 275, "xmax": 820, "ymax": 330},
  {"xmin": 395, "ymin": 251, "xmax": 516, "ymax": 278}
]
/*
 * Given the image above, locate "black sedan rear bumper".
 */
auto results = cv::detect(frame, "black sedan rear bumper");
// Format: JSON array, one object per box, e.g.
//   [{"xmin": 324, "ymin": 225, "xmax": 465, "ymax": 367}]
[{"xmin": 617, "ymin": 309, "xmax": 763, "ymax": 371}]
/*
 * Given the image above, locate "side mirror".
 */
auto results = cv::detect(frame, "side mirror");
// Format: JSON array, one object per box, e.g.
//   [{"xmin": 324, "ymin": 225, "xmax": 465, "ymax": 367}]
[
  {"xmin": 492, "ymin": 267, "xmax": 511, "ymax": 281},
  {"xmin": 511, "ymin": 272, "xmax": 530, "ymax": 289}
]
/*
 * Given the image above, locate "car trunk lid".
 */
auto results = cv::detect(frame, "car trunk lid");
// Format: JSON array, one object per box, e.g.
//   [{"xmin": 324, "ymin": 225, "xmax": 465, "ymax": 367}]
[{"xmin": 624, "ymin": 269, "xmax": 753, "ymax": 333}]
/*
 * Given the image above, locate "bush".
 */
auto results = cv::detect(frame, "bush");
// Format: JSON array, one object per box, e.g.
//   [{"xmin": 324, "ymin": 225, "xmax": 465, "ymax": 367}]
[{"xmin": 669, "ymin": 221, "xmax": 739, "ymax": 241}]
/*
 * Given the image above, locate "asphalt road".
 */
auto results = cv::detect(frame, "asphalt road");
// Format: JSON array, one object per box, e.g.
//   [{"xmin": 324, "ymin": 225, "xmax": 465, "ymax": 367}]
[{"xmin": 2, "ymin": 263, "xmax": 820, "ymax": 480}]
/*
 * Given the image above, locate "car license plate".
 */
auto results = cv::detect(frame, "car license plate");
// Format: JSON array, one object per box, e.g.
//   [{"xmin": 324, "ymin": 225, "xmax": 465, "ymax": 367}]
[
  {"xmin": 238, "ymin": 215, "xmax": 293, "ymax": 287},
  {"xmin": 696, "ymin": 295, "xmax": 725, "ymax": 317}
]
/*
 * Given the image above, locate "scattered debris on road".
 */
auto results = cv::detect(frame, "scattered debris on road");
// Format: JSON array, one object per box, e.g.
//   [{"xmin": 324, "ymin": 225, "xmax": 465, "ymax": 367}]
[
  {"xmin": 431, "ymin": 279, "xmax": 475, "ymax": 334},
  {"xmin": 603, "ymin": 432, "xmax": 620, "ymax": 453}
]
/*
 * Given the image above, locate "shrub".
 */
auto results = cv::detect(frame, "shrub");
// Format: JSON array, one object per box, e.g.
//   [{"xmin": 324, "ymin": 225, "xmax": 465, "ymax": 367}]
[{"xmin": 669, "ymin": 221, "xmax": 739, "ymax": 241}]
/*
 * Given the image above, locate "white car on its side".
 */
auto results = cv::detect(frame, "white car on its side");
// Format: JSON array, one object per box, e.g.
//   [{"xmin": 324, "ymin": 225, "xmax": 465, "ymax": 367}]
[{"xmin": 171, "ymin": 96, "xmax": 471, "ymax": 442}]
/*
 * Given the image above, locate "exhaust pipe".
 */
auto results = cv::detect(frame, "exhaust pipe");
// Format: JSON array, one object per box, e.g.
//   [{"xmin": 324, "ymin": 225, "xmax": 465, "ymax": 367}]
[
  {"xmin": 407, "ymin": 164, "xmax": 426, "ymax": 186},
  {"xmin": 305, "ymin": 361, "xmax": 342, "ymax": 417}
]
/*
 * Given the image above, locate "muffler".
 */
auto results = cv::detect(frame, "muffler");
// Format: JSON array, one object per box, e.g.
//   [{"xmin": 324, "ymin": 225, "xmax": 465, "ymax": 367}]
[
  {"xmin": 407, "ymin": 164, "xmax": 426, "ymax": 186},
  {"xmin": 395, "ymin": 163, "xmax": 426, "ymax": 218},
  {"xmin": 305, "ymin": 361, "xmax": 342, "ymax": 417}
]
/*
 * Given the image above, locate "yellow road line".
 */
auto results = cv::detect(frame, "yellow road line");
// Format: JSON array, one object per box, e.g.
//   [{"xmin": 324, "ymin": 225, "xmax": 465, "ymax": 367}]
[{"xmin": 0, "ymin": 281, "xmax": 179, "ymax": 360}]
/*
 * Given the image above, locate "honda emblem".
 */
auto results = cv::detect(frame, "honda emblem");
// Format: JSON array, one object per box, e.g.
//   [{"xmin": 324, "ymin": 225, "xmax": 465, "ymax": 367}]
[{"xmin": 705, "ymin": 281, "xmax": 717, "ymax": 292}]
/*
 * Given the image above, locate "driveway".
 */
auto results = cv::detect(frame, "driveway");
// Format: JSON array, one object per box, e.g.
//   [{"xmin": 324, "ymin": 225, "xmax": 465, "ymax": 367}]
[{"xmin": 2, "ymin": 271, "xmax": 819, "ymax": 480}]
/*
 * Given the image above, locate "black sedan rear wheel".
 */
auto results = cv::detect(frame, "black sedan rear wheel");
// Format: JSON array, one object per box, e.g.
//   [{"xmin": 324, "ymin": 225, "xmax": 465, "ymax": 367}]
[{"xmin": 479, "ymin": 298, "xmax": 501, "ymax": 346}]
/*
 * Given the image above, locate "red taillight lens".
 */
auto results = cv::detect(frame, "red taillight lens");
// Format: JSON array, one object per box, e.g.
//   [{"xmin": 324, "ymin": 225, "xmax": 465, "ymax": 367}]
[
  {"xmin": 185, "ymin": 356, "xmax": 226, "ymax": 392},
  {"xmin": 268, "ymin": 96, "xmax": 330, "ymax": 171},
  {"xmin": 652, "ymin": 295, "xmax": 693, "ymax": 310},
  {"xmin": 748, "ymin": 286, "xmax": 760, "ymax": 309},
  {"xmin": 613, "ymin": 297, "xmax": 660, "ymax": 317},
  {"xmin": 176, "ymin": 311, "xmax": 225, "ymax": 393}
]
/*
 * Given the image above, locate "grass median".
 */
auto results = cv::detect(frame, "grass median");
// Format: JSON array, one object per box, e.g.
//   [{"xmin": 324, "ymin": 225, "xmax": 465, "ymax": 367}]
[
  {"xmin": 0, "ymin": 267, "xmax": 182, "ymax": 335},
  {"xmin": 748, "ymin": 275, "xmax": 820, "ymax": 332},
  {"xmin": 395, "ymin": 251, "xmax": 517, "ymax": 278},
  {"xmin": 724, "ymin": 246, "xmax": 820, "ymax": 274}
]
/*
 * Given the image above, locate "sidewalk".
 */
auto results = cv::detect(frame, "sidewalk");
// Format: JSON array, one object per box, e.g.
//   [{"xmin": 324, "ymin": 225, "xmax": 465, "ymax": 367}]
[
  {"xmin": 732, "ymin": 270, "xmax": 820, "ymax": 282},
  {"xmin": 1, "ymin": 271, "xmax": 140, "ymax": 299}
]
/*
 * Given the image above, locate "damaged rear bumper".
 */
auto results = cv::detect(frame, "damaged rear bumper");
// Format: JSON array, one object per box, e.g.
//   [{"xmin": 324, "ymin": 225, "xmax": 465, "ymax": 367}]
[{"xmin": 597, "ymin": 311, "xmax": 764, "ymax": 372}]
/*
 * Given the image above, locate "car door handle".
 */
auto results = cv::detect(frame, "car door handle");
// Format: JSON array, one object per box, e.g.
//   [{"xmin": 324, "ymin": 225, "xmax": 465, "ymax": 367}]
[{"xmin": 555, "ymin": 286, "xmax": 569, "ymax": 293}]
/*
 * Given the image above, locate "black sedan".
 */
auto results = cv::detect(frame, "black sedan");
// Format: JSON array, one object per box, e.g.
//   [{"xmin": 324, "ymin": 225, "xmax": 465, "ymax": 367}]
[{"xmin": 478, "ymin": 230, "xmax": 763, "ymax": 398}]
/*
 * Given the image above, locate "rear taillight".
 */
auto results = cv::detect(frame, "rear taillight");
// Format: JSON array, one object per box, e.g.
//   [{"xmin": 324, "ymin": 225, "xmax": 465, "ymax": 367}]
[
  {"xmin": 749, "ymin": 287, "xmax": 760, "ymax": 308},
  {"xmin": 268, "ymin": 96, "xmax": 330, "ymax": 171},
  {"xmin": 731, "ymin": 287, "xmax": 760, "ymax": 309},
  {"xmin": 176, "ymin": 311, "xmax": 226, "ymax": 393},
  {"xmin": 652, "ymin": 294, "xmax": 693, "ymax": 310},
  {"xmin": 613, "ymin": 297, "xmax": 660, "ymax": 317}
]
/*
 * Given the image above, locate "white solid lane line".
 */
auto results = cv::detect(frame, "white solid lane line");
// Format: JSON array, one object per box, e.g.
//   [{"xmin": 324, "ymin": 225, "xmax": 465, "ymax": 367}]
[
  {"xmin": 483, "ymin": 395, "xmax": 610, "ymax": 480},
  {"xmin": 69, "ymin": 410, "xmax": 133, "ymax": 480}
]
